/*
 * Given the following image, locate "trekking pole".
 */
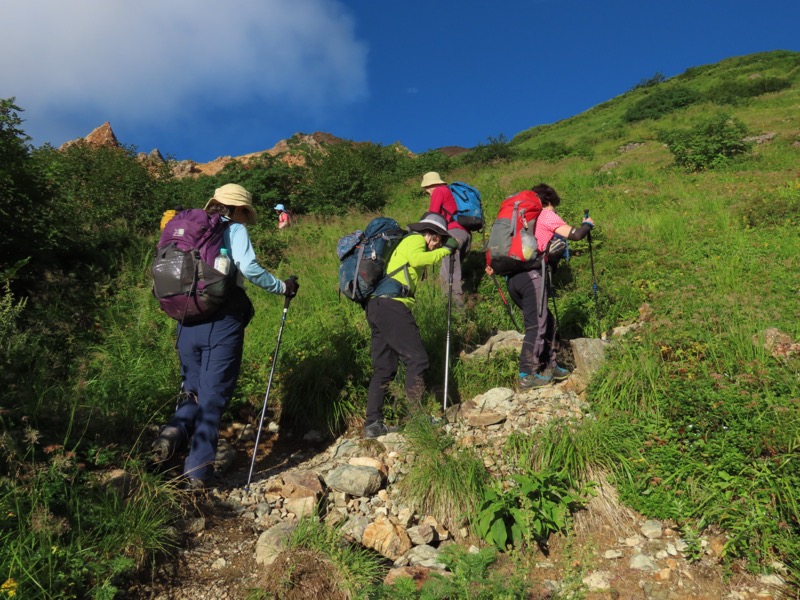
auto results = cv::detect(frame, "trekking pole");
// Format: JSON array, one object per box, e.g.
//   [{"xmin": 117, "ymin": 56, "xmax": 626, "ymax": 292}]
[
  {"xmin": 546, "ymin": 265, "xmax": 560, "ymax": 331},
  {"xmin": 584, "ymin": 209, "xmax": 601, "ymax": 335},
  {"xmin": 490, "ymin": 273, "xmax": 520, "ymax": 332},
  {"xmin": 246, "ymin": 276, "xmax": 297, "ymax": 492},
  {"xmin": 443, "ymin": 255, "xmax": 455, "ymax": 413}
]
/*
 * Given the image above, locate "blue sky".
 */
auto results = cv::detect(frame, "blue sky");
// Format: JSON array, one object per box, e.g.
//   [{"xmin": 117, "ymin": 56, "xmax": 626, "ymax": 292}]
[{"xmin": 3, "ymin": 0, "xmax": 798, "ymax": 163}]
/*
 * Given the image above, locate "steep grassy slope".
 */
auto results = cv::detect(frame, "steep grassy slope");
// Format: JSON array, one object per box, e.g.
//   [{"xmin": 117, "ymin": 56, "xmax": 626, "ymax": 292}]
[
  {"xmin": 2, "ymin": 50, "xmax": 799, "ymax": 597},
  {"xmin": 59, "ymin": 47, "xmax": 800, "ymax": 579}
]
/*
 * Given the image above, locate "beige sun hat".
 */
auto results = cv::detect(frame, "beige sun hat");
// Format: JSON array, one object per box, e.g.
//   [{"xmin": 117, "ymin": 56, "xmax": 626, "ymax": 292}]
[
  {"xmin": 408, "ymin": 212, "xmax": 450, "ymax": 237},
  {"xmin": 204, "ymin": 183, "xmax": 257, "ymax": 224},
  {"xmin": 420, "ymin": 171, "xmax": 446, "ymax": 188}
]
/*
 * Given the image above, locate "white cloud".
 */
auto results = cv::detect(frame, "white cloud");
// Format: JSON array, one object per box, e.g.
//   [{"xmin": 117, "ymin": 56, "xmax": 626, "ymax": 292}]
[{"xmin": 0, "ymin": 0, "xmax": 368, "ymax": 144}]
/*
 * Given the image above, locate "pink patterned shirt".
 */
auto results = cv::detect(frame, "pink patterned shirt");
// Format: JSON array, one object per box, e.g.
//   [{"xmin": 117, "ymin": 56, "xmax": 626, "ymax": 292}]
[{"xmin": 534, "ymin": 209, "xmax": 567, "ymax": 252}]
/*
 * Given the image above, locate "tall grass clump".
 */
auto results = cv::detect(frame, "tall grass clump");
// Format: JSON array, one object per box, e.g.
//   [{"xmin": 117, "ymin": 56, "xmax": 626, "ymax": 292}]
[
  {"xmin": 505, "ymin": 418, "xmax": 641, "ymax": 485},
  {"xmin": 248, "ymin": 517, "xmax": 384, "ymax": 599},
  {"xmin": 0, "ymin": 425, "xmax": 180, "ymax": 599},
  {"xmin": 398, "ymin": 417, "xmax": 489, "ymax": 536}
]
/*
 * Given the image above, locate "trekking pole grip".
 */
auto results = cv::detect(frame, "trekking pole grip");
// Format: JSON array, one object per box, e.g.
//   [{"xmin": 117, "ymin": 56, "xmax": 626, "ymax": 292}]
[
  {"xmin": 584, "ymin": 209, "xmax": 589, "ymax": 219},
  {"xmin": 284, "ymin": 275, "xmax": 298, "ymax": 309}
]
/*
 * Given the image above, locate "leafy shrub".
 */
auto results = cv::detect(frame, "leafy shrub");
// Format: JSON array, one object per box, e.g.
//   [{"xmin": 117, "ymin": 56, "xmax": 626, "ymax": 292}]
[
  {"xmin": 394, "ymin": 149, "xmax": 452, "ymax": 181},
  {"xmin": 474, "ymin": 469, "xmax": 589, "ymax": 552},
  {"xmin": 0, "ymin": 99, "xmax": 49, "ymax": 269},
  {"xmin": 217, "ymin": 153, "xmax": 305, "ymax": 211},
  {"xmin": 623, "ymin": 86, "xmax": 703, "ymax": 123},
  {"xmin": 457, "ymin": 134, "xmax": 516, "ymax": 166},
  {"xmin": 298, "ymin": 142, "xmax": 399, "ymax": 213},
  {"xmin": 658, "ymin": 113, "xmax": 753, "ymax": 171},
  {"xmin": 706, "ymin": 77, "xmax": 792, "ymax": 105},
  {"xmin": 631, "ymin": 72, "xmax": 667, "ymax": 90}
]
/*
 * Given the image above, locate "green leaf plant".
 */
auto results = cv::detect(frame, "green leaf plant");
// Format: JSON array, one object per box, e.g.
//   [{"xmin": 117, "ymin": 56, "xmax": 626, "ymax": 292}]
[{"xmin": 473, "ymin": 469, "xmax": 592, "ymax": 553}]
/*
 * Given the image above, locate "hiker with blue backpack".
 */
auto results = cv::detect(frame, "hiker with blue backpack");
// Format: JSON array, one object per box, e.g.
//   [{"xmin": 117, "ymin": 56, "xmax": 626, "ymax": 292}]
[
  {"xmin": 362, "ymin": 212, "xmax": 458, "ymax": 438},
  {"xmin": 151, "ymin": 183, "xmax": 299, "ymax": 490},
  {"xmin": 421, "ymin": 172, "xmax": 480, "ymax": 308},
  {"xmin": 485, "ymin": 184, "xmax": 594, "ymax": 390}
]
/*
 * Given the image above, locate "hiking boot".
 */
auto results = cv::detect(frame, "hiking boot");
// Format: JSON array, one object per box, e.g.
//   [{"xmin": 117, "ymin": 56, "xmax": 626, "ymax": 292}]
[
  {"xmin": 151, "ymin": 425, "xmax": 185, "ymax": 464},
  {"xmin": 363, "ymin": 421, "xmax": 399, "ymax": 439},
  {"xmin": 518, "ymin": 373, "xmax": 552, "ymax": 390},
  {"xmin": 180, "ymin": 476, "xmax": 205, "ymax": 493},
  {"xmin": 546, "ymin": 364, "xmax": 572, "ymax": 381}
]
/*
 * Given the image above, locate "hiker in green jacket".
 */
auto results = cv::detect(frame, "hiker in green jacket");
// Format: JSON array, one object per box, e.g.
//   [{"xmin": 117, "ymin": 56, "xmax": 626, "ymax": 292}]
[{"xmin": 363, "ymin": 212, "xmax": 458, "ymax": 438}]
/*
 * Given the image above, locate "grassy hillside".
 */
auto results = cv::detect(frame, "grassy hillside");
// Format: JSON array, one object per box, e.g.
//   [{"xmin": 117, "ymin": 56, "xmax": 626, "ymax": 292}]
[{"xmin": 2, "ymin": 50, "xmax": 799, "ymax": 597}]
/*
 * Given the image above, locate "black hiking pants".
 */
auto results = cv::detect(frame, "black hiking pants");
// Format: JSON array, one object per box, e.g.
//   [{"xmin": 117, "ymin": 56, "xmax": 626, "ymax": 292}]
[{"xmin": 365, "ymin": 298, "xmax": 428, "ymax": 424}]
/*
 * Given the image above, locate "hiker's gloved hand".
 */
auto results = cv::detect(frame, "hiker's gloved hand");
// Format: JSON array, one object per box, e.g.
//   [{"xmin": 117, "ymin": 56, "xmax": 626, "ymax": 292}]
[
  {"xmin": 444, "ymin": 237, "xmax": 459, "ymax": 254},
  {"xmin": 283, "ymin": 278, "xmax": 299, "ymax": 298}
]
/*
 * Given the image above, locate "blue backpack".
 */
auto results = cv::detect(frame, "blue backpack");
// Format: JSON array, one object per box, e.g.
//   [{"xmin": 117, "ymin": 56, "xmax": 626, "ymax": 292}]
[
  {"xmin": 448, "ymin": 182, "xmax": 484, "ymax": 231},
  {"xmin": 338, "ymin": 217, "xmax": 409, "ymax": 304}
]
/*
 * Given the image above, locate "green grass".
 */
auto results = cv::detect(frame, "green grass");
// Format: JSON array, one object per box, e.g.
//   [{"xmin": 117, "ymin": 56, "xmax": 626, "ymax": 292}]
[
  {"xmin": 246, "ymin": 517, "xmax": 385, "ymax": 598},
  {"xmin": 398, "ymin": 416, "xmax": 490, "ymax": 537}
]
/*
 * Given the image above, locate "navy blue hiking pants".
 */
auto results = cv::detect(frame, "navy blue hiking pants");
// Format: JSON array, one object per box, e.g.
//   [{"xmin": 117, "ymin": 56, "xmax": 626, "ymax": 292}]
[
  {"xmin": 171, "ymin": 311, "xmax": 245, "ymax": 482},
  {"xmin": 507, "ymin": 269, "xmax": 557, "ymax": 376},
  {"xmin": 365, "ymin": 298, "xmax": 428, "ymax": 425}
]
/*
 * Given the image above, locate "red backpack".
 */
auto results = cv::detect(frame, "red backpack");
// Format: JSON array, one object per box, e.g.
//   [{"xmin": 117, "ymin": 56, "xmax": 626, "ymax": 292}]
[{"xmin": 485, "ymin": 190, "xmax": 543, "ymax": 276}]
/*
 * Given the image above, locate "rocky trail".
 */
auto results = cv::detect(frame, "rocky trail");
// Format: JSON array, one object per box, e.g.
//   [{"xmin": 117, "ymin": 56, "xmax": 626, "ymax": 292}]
[{"xmin": 121, "ymin": 331, "xmax": 791, "ymax": 599}]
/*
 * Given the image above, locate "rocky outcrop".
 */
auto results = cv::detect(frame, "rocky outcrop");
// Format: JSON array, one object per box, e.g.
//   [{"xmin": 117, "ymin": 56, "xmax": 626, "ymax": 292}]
[{"xmin": 60, "ymin": 121, "xmax": 120, "ymax": 150}]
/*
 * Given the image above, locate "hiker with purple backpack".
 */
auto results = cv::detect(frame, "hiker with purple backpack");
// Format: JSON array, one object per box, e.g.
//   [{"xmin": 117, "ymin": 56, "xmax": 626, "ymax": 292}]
[{"xmin": 151, "ymin": 183, "xmax": 299, "ymax": 490}]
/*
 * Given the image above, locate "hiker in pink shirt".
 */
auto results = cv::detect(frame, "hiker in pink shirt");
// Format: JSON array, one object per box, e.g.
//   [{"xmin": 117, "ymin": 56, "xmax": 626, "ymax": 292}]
[{"xmin": 274, "ymin": 204, "xmax": 292, "ymax": 229}]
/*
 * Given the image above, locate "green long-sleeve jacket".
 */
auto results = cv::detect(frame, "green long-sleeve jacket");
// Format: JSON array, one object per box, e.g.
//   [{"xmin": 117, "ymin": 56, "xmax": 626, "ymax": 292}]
[{"xmin": 380, "ymin": 233, "xmax": 451, "ymax": 307}]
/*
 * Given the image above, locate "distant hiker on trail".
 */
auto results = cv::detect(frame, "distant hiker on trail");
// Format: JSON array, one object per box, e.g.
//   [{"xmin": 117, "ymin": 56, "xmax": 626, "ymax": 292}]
[
  {"xmin": 421, "ymin": 172, "xmax": 471, "ymax": 308},
  {"xmin": 152, "ymin": 183, "xmax": 299, "ymax": 490},
  {"xmin": 363, "ymin": 212, "xmax": 458, "ymax": 438},
  {"xmin": 274, "ymin": 204, "xmax": 293, "ymax": 229},
  {"xmin": 486, "ymin": 183, "xmax": 594, "ymax": 390}
]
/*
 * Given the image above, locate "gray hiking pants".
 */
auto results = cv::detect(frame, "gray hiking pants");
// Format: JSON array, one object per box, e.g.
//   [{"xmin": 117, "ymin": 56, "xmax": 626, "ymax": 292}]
[
  {"xmin": 507, "ymin": 268, "xmax": 557, "ymax": 376},
  {"xmin": 439, "ymin": 228, "xmax": 471, "ymax": 304}
]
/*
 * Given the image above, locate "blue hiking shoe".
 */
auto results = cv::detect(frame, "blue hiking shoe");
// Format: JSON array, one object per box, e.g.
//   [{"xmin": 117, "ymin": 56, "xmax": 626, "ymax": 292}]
[
  {"xmin": 547, "ymin": 364, "xmax": 572, "ymax": 381},
  {"xmin": 518, "ymin": 373, "xmax": 552, "ymax": 390}
]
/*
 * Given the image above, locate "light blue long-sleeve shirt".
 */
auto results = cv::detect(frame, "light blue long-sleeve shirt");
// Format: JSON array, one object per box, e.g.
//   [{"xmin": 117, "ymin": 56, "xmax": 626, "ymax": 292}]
[{"xmin": 224, "ymin": 221, "xmax": 285, "ymax": 295}]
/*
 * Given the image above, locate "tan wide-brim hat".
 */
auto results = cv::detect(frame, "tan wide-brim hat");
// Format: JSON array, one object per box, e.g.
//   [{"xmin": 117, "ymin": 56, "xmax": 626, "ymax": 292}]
[
  {"xmin": 420, "ymin": 171, "xmax": 446, "ymax": 188},
  {"xmin": 204, "ymin": 183, "xmax": 257, "ymax": 225},
  {"xmin": 408, "ymin": 212, "xmax": 450, "ymax": 237}
]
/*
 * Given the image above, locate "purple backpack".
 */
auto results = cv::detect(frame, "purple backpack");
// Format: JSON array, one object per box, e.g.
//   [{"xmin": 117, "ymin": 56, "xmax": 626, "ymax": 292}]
[{"xmin": 151, "ymin": 209, "xmax": 231, "ymax": 323}]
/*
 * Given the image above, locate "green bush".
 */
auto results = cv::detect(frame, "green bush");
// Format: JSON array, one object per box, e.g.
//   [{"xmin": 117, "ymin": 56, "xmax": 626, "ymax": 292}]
[
  {"xmin": 623, "ymin": 86, "xmax": 703, "ymax": 123},
  {"xmin": 706, "ymin": 77, "xmax": 793, "ymax": 105},
  {"xmin": 0, "ymin": 99, "xmax": 49, "ymax": 270},
  {"xmin": 474, "ymin": 469, "xmax": 589, "ymax": 552},
  {"xmin": 298, "ymin": 142, "xmax": 400, "ymax": 214},
  {"xmin": 658, "ymin": 113, "xmax": 753, "ymax": 171},
  {"xmin": 456, "ymin": 134, "xmax": 516, "ymax": 166},
  {"xmin": 631, "ymin": 72, "xmax": 667, "ymax": 90}
]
